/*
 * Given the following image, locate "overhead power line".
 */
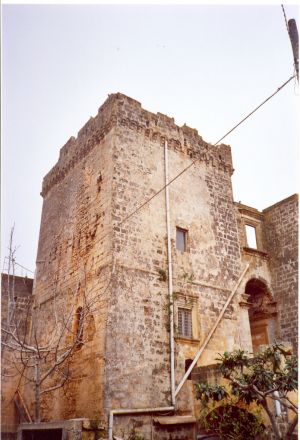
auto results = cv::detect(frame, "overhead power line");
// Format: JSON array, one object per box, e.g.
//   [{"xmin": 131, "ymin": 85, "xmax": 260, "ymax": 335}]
[
  {"xmin": 12, "ymin": 75, "xmax": 294, "ymax": 270},
  {"xmin": 115, "ymin": 75, "xmax": 295, "ymax": 230},
  {"xmin": 9, "ymin": 75, "xmax": 293, "ymax": 293},
  {"xmin": 281, "ymin": 4, "xmax": 290, "ymax": 34},
  {"xmin": 14, "ymin": 262, "xmax": 34, "ymax": 274},
  {"xmin": 214, "ymin": 75, "xmax": 295, "ymax": 145},
  {"xmin": 2, "ymin": 256, "xmax": 34, "ymax": 275}
]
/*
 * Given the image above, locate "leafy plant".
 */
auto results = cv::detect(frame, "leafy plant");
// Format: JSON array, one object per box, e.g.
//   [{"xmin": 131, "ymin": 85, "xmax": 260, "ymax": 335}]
[
  {"xmin": 204, "ymin": 404, "xmax": 265, "ymax": 439},
  {"xmin": 158, "ymin": 269, "xmax": 167, "ymax": 282},
  {"xmin": 195, "ymin": 344, "xmax": 298, "ymax": 440},
  {"xmin": 181, "ymin": 271, "xmax": 195, "ymax": 282},
  {"xmin": 196, "ymin": 382, "xmax": 229, "ymax": 404}
]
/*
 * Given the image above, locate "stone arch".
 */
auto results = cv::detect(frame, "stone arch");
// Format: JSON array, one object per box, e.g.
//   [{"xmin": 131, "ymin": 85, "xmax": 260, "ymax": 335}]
[
  {"xmin": 246, "ymin": 275, "xmax": 273, "ymax": 296},
  {"xmin": 245, "ymin": 277, "xmax": 277, "ymax": 352}
]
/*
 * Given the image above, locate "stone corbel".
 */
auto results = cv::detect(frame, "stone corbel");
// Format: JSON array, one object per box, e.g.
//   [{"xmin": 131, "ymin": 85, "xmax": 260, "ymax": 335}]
[{"xmin": 239, "ymin": 293, "xmax": 252, "ymax": 309}]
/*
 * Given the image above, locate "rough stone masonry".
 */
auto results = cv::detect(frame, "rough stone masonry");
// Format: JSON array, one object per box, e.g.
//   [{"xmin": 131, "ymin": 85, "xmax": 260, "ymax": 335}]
[{"xmin": 2, "ymin": 93, "xmax": 298, "ymax": 440}]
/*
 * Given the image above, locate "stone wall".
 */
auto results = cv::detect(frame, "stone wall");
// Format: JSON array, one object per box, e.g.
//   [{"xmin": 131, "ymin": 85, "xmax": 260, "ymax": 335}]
[
  {"xmin": 1, "ymin": 274, "xmax": 33, "ymax": 438},
  {"xmin": 263, "ymin": 194, "xmax": 298, "ymax": 351},
  {"xmin": 102, "ymin": 94, "xmax": 244, "ymax": 437},
  {"xmin": 235, "ymin": 203, "xmax": 278, "ymax": 352},
  {"xmin": 32, "ymin": 96, "xmax": 117, "ymax": 422},
  {"xmin": 153, "ymin": 422, "xmax": 196, "ymax": 440},
  {"xmin": 234, "ymin": 196, "xmax": 299, "ymax": 354}
]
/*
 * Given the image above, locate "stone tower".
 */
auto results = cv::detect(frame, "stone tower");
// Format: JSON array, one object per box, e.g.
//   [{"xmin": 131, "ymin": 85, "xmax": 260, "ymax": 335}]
[{"xmin": 13, "ymin": 93, "xmax": 297, "ymax": 439}]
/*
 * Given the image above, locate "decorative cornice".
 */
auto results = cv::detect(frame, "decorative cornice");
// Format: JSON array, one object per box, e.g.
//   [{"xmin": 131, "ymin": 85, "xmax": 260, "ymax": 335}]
[
  {"xmin": 174, "ymin": 336, "xmax": 200, "ymax": 345},
  {"xmin": 243, "ymin": 247, "xmax": 269, "ymax": 259},
  {"xmin": 239, "ymin": 293, "xmax": 252, "ymax": 308},
  {"xmin": 236, "ymin": 206, "xmax": 264, "ymax": 221}
]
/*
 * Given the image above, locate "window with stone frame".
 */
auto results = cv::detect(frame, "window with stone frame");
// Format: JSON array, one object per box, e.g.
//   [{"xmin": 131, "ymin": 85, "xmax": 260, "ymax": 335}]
[
  {"xmin": 178, "ymin": 307, "xmax": 193, "ymax": 338},
  {"xmin": 176, "ymin": 227, "xmax": 188, "ymax": 252},
  {"xmin": 245, "ymin": 224, "xmax": 257, "ymax": 249}
]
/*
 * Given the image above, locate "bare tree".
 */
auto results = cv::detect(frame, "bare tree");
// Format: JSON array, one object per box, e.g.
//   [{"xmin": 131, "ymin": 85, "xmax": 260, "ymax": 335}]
[
  {"xmin": 1, "ymin": 230, "xmax": 98, "ymax": 423},
  {"xmin": 2, "ymin": 280, "xmax": 99, "ymax": 423},
  {"xmin": 4, "ymin": 224, "xmax": 18, "ymax": 327}
]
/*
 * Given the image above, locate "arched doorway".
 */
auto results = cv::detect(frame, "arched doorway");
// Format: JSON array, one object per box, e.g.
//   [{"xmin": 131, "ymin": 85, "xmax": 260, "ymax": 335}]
[{"xmin": 245, "ymin": 278, "xmax": 277, "ymax": 353}]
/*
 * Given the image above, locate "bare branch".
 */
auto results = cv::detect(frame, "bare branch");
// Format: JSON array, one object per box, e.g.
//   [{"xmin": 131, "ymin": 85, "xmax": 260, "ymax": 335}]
[
  {"xmin": 285, "ymin": 395, "xmax": 298, "ymax": 411},
  {"xmin": 2, "ymin": 327, "xmax": 38, "ymax": 352},
  {"xmin": 267, "ymin": 393, "xmax": 298, "ymax": 414},
  {"xmin": 40, "ymin": 367, "xmax": 70, "ymax": 395},
  {"xmin": 286, "ymin": 414, "xmax": 298, "ymax": 439}
]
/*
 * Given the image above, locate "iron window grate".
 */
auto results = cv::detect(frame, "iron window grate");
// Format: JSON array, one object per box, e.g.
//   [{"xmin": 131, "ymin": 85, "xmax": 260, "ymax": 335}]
[{"xmin": 178, "ymin": 308, "xmax": 192, "ymax": 338}]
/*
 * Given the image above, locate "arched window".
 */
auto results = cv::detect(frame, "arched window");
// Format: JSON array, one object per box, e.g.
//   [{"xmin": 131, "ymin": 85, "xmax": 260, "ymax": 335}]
[{"xmin": 74, "ymin": 306, "xmax": 84, "ymax": 349}]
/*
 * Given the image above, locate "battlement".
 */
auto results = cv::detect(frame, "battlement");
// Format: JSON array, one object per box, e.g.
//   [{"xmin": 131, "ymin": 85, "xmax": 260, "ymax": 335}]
[{"xmin": 41, "ymin": 93, "xmax": 233, "ymax": 197}]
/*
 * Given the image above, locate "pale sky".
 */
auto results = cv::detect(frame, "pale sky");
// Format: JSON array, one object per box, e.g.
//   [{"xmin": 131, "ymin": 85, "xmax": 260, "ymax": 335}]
[{"xmin": 1, "ymin": 2, "xmax": 299, "ymax": 276}]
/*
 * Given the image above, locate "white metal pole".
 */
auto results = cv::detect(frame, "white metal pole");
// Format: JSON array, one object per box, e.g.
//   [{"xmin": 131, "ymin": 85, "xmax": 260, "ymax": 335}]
[
  {"xmin": 274, "ymin": 391, "xmax": 282, "ymax": 416},
  {"xmin": 164, "ymin": 139, "xmax": 176, "ymax": 406}
]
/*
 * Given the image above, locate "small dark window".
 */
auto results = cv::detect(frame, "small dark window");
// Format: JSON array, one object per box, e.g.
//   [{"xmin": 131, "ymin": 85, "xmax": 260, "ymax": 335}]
[
  {"xmin": 176, "ymin": 227, "xmax": 188, "ymax": 251},
  {"xmin": 185, "ymin": 359, "xmax": 193, "ymax": 380},
  {"xmin": 245, "ymin": 225, "xmax": 257, "ymax": 249},
  {"xmin": 178, "ymin": 308, "xmax": 192, "ymax": 338}
]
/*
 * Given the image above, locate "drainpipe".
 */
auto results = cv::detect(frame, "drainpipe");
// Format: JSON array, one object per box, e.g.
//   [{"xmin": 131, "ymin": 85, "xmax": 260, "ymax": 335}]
[
  {"xmin": 175, "ymin": 264, "xmax": 249, "ymax": 397},
  {"xmin": 107, "ymin": 140, "xmax": 176, "ymax": 440},
  {"xmin": 164, "ymin": 139, "xmax": 176, "ymax": 406},
  {"xmin": 108, "ymin": 406, "xmax": 174, "ymax": 440},
  {"xmin": 274, "ymin": 391, "xmax": 282, "ymax": 416}
]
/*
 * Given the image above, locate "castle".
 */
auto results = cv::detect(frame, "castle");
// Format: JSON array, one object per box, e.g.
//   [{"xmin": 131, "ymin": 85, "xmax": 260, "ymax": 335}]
[{"xmin": 1, "ymin": 93, "xmax": 298, "ymax": 439}]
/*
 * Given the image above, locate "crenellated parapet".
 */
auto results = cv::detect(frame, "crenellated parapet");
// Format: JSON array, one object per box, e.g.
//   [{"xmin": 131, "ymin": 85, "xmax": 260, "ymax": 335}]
[
  {"xmin": 41, "ymin": 93, "xmax": 119, "ymax": 197},
  {"xmin": 41, "ymin": 93, "xmax": 234, "ymax": 197}
]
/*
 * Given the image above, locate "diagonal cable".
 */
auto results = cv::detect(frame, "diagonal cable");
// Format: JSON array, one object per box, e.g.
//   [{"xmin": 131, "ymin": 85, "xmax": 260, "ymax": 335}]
[{"xmin": 116, "ymin": 75, "xmax": 295, "ymax": 229}]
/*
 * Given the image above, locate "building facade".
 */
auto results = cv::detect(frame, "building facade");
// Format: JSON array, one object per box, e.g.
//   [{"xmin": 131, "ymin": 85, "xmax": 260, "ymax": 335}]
[{"xmin": 2, "ymin": 93, "xmax": 298, "ymax": 439}]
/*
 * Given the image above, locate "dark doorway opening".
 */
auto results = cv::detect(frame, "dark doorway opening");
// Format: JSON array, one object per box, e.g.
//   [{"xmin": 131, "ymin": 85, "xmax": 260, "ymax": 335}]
[
  {"xmin": 22, "ymin": 429, "xmax": 63, "ymax": 440},
  {"xmin": 185, "ymin": 358, "xmax": 193, "ymax": 380}
]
